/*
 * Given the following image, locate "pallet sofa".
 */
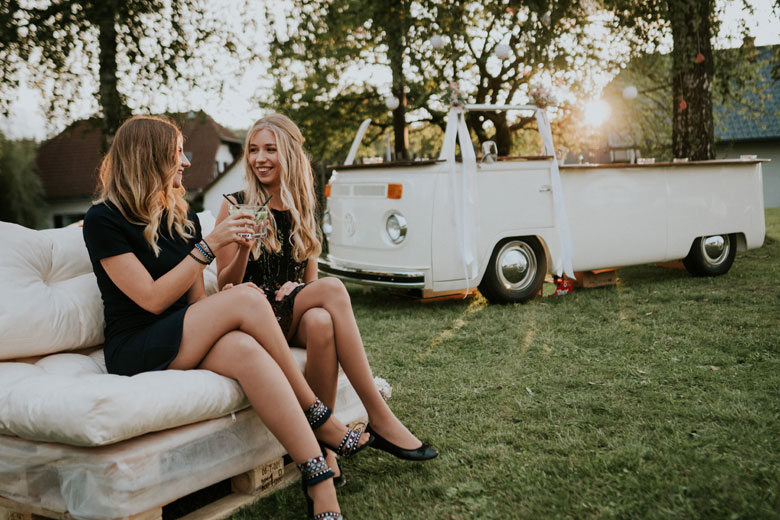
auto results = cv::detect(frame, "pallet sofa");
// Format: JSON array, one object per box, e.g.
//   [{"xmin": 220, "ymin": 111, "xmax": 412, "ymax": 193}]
[{"xmin": 0, "ymin": 214, "xmax": 367, "ymax": 520}]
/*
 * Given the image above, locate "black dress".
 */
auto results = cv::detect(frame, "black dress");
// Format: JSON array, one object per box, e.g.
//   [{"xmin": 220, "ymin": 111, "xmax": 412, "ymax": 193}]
[
  {"xmin": 230, "ymin": 191, "xmax": 308, "ymax": 336},
  {"xmin": 83, "ymin": 201, "xmax": 201, "ymax": 376}
]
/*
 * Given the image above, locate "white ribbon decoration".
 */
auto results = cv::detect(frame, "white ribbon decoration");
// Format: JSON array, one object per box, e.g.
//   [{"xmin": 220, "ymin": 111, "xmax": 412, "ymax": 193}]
[
  {"xmin": 535, "ymin": 108, "xmax": 575, "ymax": 278},
  {"xmin": 440, "ymin": 107, "xmax": 479, "ymax": 295}
]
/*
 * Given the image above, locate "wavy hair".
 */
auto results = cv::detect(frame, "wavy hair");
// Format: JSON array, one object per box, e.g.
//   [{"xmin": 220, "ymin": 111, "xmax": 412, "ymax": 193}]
[
  {"xmin": 243, "ymin": 113, "xmax": 321, "ymax": 262},
  {"xmin": 97, "ymin": 115, "xmax": 194, "ymax": 255}
]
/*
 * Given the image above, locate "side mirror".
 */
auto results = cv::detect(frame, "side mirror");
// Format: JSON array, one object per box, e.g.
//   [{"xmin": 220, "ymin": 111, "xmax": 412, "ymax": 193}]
[{"xmin": 480, "ymin": 141, "xmax": 498, "ymax": 164}]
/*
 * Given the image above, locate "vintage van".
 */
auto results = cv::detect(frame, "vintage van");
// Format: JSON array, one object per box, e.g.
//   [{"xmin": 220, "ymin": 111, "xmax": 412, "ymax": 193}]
[{"xmin": 319, "ymin": 104, "xmax": 766, "ymax": 303}]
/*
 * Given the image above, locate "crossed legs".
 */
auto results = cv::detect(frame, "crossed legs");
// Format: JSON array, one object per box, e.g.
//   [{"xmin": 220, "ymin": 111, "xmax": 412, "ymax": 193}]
[
  {"xmin": 169, "ymin": 283, "xmax": 366, "ymax": 515},
  {"xmin": 289, "ymin": 277, "xmax": 422, "ymax": 451}
]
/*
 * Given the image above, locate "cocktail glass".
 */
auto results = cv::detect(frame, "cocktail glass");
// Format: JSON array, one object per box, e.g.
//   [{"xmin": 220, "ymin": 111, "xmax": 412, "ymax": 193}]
[
  {"xmin": 255, "ymin": 206, "xmax": 269, "ymax": 238},
  {"xmin": 228, "ymin": 204, "xmax": 262, "ymax": 239}
]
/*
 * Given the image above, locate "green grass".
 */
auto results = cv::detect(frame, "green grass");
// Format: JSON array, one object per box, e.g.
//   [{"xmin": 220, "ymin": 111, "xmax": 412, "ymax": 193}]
[{"xmin": 230, "ymin": 209, "xmax": 780, "ymax": 519}]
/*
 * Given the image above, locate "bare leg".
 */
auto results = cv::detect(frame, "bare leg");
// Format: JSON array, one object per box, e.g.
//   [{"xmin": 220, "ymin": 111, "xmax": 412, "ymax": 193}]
[
  {"xmin": 171, "ymin": 284, "xmax": 369, "ymax": 460},
  {"xmin": 289, "ymin": 278, "xmax": 422, "ymax": 449},
  {"xmin": 293, "ymin": 308, "xmax": 340, "ymax": 476},
  {"xmin": 176, "ymin": 328, "xmax": 338, "ymax": 515}
]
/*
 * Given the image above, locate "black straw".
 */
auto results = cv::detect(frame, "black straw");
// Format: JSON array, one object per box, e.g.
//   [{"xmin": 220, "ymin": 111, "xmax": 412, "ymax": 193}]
[
  {"xmin": 222, "ymin": 193, "xmax": 237, "ymax": 205},
  {"xmin": 262, "ymin": 194, "xmax": 273, "ymax": 206}
]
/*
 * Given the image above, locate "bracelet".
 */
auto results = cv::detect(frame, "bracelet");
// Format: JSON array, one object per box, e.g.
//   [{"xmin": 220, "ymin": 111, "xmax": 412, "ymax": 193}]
[
  {"xmin": 199, "ymin": 239, "xmax": 215, "ymax": 257},
  {"xmin": 194, "ymin": 242, "xmax": 215, "ymax": 263},
  {"xmin": 188, "ymin": 251, "xmax": 211, "ymax": 265}
]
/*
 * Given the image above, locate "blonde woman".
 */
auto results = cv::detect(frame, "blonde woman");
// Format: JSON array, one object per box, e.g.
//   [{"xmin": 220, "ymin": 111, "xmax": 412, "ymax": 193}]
[
  {"xmin": 216, "ymin": 114, "xmax": 438, "ymax": 486},
  {"xmin": 82, "ymin": 115, "xmax": 358, "ymax": 520}
]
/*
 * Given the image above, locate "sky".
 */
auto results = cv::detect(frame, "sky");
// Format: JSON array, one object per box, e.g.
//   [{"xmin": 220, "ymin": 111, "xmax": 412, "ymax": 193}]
[{"xmin": 1, "ymin": 0, "xmax": 778, "ymax": 141}]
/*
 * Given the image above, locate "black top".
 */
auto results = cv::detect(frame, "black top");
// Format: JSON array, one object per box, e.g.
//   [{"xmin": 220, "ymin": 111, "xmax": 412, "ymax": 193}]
[
  {"xmin": 83, "ymin": 201, "xmax": 202, "ymax": 350},
  {"xmin": 231, "ymin": 191, "xmax": 308, "ymax": 293}
]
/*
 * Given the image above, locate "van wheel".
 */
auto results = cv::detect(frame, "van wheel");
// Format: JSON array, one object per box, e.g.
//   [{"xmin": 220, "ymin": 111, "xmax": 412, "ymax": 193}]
[
  {"xmin": 682, "ymin": 233, "xmax": 737, "ymax": 276},
  {"xmin": 479, "ymin": 237, "xmax": 547, "ymax": 304}
]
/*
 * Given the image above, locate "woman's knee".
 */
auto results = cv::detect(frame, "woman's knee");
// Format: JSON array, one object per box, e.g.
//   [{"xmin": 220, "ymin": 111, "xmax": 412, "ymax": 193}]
[
  {"xmin": 230, "ymin": 284, "xmax": 272, "ymax": 313},
  {"xmin": 223, "ymin": 333, "xmax": 271, "ymax": 370},
  {"xmin": 304, "ymin": 308, "xmax": 334, "ymax": 344},
  {"xmin": 319, "ymin": 277, "xmax": 351, "ymax": 306}
]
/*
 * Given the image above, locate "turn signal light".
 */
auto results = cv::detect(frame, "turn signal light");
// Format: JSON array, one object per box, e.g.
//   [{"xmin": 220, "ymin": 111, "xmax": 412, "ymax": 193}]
[
  {"xmin": 387, "ymin": 184, "xmax": 403, "ymax": 199},
  {"xmin": 324, "ymin": 185, "xmax": 332, "ymax": 198}
]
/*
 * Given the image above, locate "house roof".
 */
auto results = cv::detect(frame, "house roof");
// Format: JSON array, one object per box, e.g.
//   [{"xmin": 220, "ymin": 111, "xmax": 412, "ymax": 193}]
[
  {"xmin": 714, "ymin": 46, "xmax": 780, "ymax": 142},
  {"xmin": 36, "ymin": 111, "xmax": 242, "ymax": 200}
]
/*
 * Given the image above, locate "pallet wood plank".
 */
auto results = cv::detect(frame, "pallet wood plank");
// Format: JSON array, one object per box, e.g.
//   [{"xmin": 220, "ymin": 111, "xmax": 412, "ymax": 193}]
[
  {"xmin": 179, "ymin": 462, "xmax": 298, "ymax": 520},
  {"xmin": 230, "ymin": 458, "xmax": 284, "ymax": 494}
]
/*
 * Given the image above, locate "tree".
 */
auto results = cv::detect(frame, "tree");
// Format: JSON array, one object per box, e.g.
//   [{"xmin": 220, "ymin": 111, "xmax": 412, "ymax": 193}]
[
  {"xmin": 0, "ymin": 131, "xmax": 45, "ymax": 228},
  {"xmin": 0, "ymin": 0, "xmax": 255, "ymax": 150},
  {"xmin": 603, "ymin": 0, "xmax": 725, "ymax": 160},
  {"xmin": 265, "ymin": 0, "xmax": 614, "ymax": 162}
]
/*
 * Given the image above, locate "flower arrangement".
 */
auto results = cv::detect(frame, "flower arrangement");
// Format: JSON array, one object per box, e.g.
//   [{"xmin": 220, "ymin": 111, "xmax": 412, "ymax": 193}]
[
  {"xmin": 374, "ymin": 376, "xmax": 393, "ymax": 400},
  {"xmin": 529, "ymin": 85, "xmax": 557, "ymax": 109},
  {"xmin": 446, "ymin": 81, "xmax": 468, "ymax": 109}
]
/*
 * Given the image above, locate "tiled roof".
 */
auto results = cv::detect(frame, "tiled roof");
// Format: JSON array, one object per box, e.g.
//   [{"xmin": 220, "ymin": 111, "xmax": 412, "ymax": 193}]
[
  {"xmin": 714, "ymin": 46, "xmax": 780, "ymax": 142},
  {"xmin": 36, "ymin": 111, "xmax": 242, "ymax": 200}
]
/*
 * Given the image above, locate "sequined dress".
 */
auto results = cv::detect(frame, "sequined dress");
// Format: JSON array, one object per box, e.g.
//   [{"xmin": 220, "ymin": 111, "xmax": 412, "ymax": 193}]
[{"xmin": 231, "ymin": 191, "xmax": 308, "ymax": 336}]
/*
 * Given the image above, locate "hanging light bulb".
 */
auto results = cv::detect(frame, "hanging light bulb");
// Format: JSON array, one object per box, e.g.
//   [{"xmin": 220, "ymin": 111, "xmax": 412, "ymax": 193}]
[
  {"xmin": 431, "ymin": 35, "xmax": 445, "ymax": 50},
  {"xmin": 495, "ymin": 44, "xmax": 512, "ymax": 60},
  {"xmin": 622, "ymin": 85, "xmax": 638, "ymax": 100},
  {"xmin": 385, "ymin": 96, "xmax": 400, "ymax": 110}
]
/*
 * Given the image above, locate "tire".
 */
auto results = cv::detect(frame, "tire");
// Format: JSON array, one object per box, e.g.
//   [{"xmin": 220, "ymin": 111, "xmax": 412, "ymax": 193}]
[
  {"xmin": 682, "ymin": 233, "xmax": 737, "ymax": 277},
  {"xmin": 478, "ymin": 237, "xmax": 547, "ymax": 304}
]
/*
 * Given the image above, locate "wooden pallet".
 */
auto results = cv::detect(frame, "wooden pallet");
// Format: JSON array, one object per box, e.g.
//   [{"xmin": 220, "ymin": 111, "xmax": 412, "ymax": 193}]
[
  {"xmin": 0, "ymin": 458, "xmax": 299, "ymax": 520},
  {"xmin": 571, "ymin": 268, "xmax": 618, "ymax": 288}
]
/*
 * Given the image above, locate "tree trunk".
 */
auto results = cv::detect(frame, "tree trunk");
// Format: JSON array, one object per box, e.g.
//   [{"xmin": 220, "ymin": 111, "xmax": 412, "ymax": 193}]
[
  {"xmin": 489, "ymin": 113, "xmax": 511, "ymax": 156},
  {"xmin": 96, "ymin": 5, "xmax": 128, "ymax": 152},
  {"xmin": 385, "ymin": 1, "xmax": 409, "ymax": 160},
  {"xmin": 669, "ymin": 0, "xmax": 715, "ymax": 160}
]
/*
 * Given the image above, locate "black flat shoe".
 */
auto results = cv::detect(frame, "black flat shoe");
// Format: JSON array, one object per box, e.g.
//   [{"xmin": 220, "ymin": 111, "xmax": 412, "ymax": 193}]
[{"xmin": 366, "ymin": 425, "xmax": 438, "ymax": 461}]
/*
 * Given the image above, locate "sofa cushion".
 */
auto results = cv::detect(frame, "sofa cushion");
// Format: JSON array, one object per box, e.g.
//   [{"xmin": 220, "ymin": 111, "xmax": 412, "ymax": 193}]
[
  {"xmin": 0, "ymin": 212, "xmax": 218, "ymax": 361},
  {"xmin": 0, "ymin": 348, "xmax": 311, "ymax": 446},
  {"xmin": 0, "ymin": 223, "xmax": 103, "ymax": 360}
]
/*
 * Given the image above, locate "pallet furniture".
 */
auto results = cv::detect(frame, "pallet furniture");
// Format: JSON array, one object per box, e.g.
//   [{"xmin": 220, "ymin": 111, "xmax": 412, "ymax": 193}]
[{"xmin": 0, "ymin": 215, "xmax": 367, "ymax": 519}]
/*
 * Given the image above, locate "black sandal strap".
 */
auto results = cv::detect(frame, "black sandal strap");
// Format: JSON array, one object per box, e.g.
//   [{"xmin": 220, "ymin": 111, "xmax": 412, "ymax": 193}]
[
  {"xmin": 306, "ymin": 398, "xmax": 332, "ymax": 430},
  {"xmin": 337, "ymin": 428, "xmax": 364, "ymax": 457},
  {"xmin": 297, "ymin": 454, "xmax": 335, "ymax": 487},
  {"xmin": 313, "ymin": 513, "xmax": 343, "ymax": 520}
]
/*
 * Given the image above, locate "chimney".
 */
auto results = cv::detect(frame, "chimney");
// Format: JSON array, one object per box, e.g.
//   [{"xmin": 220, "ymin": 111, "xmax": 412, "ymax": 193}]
[{"xmin": 743, "ymin": 36, "xmax": 757, "ymax": 63}]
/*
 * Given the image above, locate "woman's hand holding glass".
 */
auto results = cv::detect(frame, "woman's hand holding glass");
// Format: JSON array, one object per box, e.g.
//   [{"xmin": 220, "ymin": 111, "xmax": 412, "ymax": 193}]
[{"xmin": 207, "ymin": 211, "xmax": 257, "ymax": 250}]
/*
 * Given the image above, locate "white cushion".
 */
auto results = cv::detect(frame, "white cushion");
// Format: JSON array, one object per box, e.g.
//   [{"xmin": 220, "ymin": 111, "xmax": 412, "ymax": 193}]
[
  {"xmin": 0, "ymin": 212, "xmax": 218, "ymax": 361},
  {"xmin": 0, "ymin": 222, "xmax": 103, "ymax": 360},
  {"xmin": 0, "ymin": 348, "xmax": 311, "ymax": 446}
]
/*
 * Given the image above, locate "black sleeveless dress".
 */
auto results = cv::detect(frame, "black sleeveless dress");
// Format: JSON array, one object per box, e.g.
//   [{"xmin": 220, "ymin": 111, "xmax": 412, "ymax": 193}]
[
  {"xmin": 83, "ymin": 201, "xmax": 201, "ymax": 376},
  {"xmin": 231, "ymin": 191, "xmax": 308, "ymax": 336}
]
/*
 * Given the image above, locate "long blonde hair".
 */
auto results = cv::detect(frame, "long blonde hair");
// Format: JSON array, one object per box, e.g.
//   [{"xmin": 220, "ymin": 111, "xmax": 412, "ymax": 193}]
[
  {"xmin": 243, "ymin": 114, "xmax": 321, "ymax": 262},
  {"xmin": 97, "ymin": 115, "xmax": 194, "ymax": 255}
]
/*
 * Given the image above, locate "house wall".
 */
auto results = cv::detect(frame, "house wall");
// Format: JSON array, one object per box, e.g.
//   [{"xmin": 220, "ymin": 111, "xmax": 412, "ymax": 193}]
[
  {"xmin": 717, "ymin": 140, "xmax": 780, "ymax": 208},
  {"xmin": 202, "ymin": 161, "xmax": 247, "ymax": 217},
  {"xmin": 215, "ymin": 144, "xmax": 235, "ymax": 177},
  {"xmin": 45, "ymin": 198, "xmax": 93, "ymax": 228}
]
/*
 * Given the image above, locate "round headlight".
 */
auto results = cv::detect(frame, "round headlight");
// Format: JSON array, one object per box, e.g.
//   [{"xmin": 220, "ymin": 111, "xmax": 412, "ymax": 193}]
[
  {"xmin": 385, "ymin": 213, "xmax": 407, "ymax": 244},
  {"xmin": 322, "ymin": 210, "xmax": 332, "ymax": 235}
]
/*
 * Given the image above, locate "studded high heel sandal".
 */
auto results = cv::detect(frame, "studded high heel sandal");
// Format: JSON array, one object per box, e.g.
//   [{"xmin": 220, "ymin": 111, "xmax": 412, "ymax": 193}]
[
  {"xmin": 297, "ymin": 453, "xmax": 343, "ymax": 520},
  {"xmin": 306, "ymin": 397, "xmax": 373, "ymax": 457}
]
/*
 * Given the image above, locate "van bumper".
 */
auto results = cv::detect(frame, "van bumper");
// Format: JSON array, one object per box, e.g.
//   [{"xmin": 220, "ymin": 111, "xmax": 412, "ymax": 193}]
[{"xmin": 318, "ymin": 255, "xmax": 426, "ymax": 288}]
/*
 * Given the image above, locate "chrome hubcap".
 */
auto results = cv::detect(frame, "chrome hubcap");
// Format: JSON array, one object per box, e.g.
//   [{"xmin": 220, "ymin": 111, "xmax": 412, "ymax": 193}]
[
  {"xmin": 496, "ymin": 241, "xmax": 537, "ymax": 291},
  {"xmin": 700, "ymin": 235, "xmax": 729, "ymax": 265}
]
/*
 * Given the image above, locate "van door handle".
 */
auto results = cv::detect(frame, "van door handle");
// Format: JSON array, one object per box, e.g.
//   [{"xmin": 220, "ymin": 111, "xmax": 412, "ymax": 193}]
[{"xmin": 539, "ymin": 185, "xmax": 551, "ymax": 192}]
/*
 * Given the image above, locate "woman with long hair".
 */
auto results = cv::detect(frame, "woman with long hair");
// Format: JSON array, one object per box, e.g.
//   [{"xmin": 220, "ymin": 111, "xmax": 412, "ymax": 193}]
[
  {"xmin": 82, "ymin": 115, "xmax": 363, "ymax": 519},
  {"xmin": 216, "ymin": 113, "xmax": 438, "ymax": 485}
]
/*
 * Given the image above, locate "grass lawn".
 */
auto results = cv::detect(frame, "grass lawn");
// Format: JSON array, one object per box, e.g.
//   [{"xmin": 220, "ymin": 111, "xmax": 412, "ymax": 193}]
[{"xmin": 228, "ymin": 208, "xmax": 779, "ymax": 519}]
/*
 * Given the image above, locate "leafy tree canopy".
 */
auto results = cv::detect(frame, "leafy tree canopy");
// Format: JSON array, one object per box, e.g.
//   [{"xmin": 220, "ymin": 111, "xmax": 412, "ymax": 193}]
[
  {"xmin": 0, "ymin": 0, "xmax": 258, "ymax": 147},
  {"xmin": 263, "ymin": 0, "xmax": 619, "ymax": 161}
]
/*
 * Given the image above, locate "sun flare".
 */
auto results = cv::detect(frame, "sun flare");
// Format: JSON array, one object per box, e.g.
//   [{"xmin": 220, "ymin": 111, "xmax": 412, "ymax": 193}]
[{"xmin": 584, "ymin": 99, "xmax": 611, "ymax": 127}]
